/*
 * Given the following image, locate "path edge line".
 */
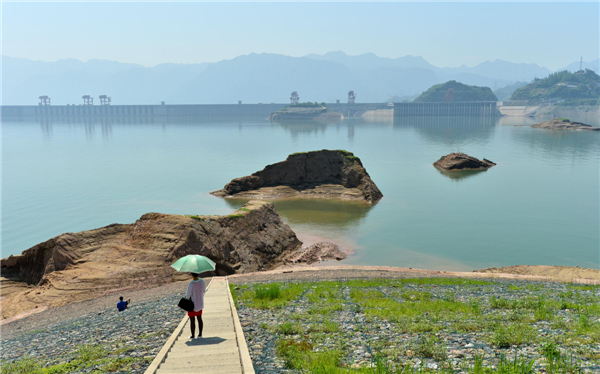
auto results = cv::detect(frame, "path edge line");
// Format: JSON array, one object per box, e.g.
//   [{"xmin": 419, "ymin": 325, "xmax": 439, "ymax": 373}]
[
  {"xmin": 226, "ymin": 277, "xmax": 256, "ymax": 374},
  {"xmin": 143, "ymin": 277, "xmax": 213, "ymax": 374}
]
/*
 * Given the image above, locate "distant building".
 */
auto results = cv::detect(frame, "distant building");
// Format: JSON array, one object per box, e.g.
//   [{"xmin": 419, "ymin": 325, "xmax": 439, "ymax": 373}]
[
  {"xmin": 348, "ymin": 90, "xmax": 356, "ymax": 104},
  {"xmin": 290, "ymin": 91, "xmax": 299, "ymax": 105},
  {"xmin": 38, "ymin": 95, "xmax": 51, "ymax": 106},
  {"xmin": 82, "ymin": 95, "xmax": 93, "ymax": 105}
]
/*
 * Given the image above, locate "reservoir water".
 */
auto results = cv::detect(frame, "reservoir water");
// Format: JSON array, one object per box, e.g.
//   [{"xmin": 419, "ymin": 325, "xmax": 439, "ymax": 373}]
[{"xmin": 2, "ymin": 116, "xmax": 599, "ymax": 270}]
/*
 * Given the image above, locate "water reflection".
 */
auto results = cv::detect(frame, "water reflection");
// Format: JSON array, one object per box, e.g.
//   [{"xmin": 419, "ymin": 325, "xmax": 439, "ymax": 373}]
[
  {"xmin": 224, "ymin": 198, "xmax": 373, "ymax": 229},
  {"xmin": 510, "ymin": 126, "xmax": 600, "ymax": 158},
  {"xmin": 435, "ymin": 168, "xmax": 491, "ymax": 181},
  {"xmin": 394, "ymin": 115, "xmax": 496, "ymax": 146}
]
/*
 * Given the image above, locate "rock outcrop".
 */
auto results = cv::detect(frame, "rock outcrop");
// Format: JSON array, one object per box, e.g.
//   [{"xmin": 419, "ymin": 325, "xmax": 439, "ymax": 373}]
[
  {"xmin": 532, "ymin": 118, "xmax": 600, "ymax": 131},
  {"xmin": 433, "ymin": 153, "xmax": 496, "ymax": 172},
  {"xmin": 212, "ymin": 150, "xmax": 383, "ymax": 204},
  {"xmin": 280, "ymin": 242, "xmax": 347, "ymax": 265},
  {"xmin": 0, "ymin": 201, "xmax": 339, "ymax": 319}
]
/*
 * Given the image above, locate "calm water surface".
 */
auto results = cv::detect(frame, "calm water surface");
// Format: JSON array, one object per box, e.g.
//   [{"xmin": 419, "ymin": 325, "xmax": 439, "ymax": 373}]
[{"xmin": 2, "ymin": 116, "xmax": 599, "ymax": 270}]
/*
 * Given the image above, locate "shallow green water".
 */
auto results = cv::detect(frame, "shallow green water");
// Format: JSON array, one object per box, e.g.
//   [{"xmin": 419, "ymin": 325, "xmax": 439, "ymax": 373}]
[{"xmin": 2, "ymin": 116, "xmax": 599, "ymax": 270}]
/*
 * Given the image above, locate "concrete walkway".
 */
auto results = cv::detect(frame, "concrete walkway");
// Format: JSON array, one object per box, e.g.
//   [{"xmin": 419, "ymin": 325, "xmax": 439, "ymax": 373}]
[{"xmin": 145, "ymin": 277, "xmax": 254, "ymax": 374}]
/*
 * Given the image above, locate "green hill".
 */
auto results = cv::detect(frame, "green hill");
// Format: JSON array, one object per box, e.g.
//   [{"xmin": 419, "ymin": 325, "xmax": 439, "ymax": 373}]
[
  {"xmin": 510, "ymin": 69, "xmax": 600, "ymax": 104},
  {"xmin": 413, "ymin": 80, "xmax": 497, "ymax": 102}
]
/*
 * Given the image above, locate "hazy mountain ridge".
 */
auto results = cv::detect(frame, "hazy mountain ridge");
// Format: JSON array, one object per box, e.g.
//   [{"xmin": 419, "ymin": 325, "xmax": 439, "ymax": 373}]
[{"xmin": 1, "ymin": 53, "xmax": 594, "ymax": 105}]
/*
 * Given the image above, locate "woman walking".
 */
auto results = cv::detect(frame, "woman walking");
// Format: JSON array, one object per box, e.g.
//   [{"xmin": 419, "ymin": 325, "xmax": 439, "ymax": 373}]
[{"xmin": 186, "ymin": 272, "xmax": 206, "ymax": 339}]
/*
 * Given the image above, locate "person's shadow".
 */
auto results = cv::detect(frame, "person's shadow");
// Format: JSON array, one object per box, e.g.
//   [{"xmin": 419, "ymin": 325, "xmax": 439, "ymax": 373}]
[{"xmin": 185, "ymin": 337, "xmax": 226, "ymax": 346}]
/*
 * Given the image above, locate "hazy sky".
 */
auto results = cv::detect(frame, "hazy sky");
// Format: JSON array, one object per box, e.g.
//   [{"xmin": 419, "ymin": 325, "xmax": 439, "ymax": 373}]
[{"xmin": 2, "ymin": 2, "xmax": 598, "ymax": 69}]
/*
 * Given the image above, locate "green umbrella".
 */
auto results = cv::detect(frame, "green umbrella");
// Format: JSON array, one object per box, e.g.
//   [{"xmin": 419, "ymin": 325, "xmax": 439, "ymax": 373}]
[{"xmin": 171, "ymin": 254, "xmax": 216, "ymax": 274}]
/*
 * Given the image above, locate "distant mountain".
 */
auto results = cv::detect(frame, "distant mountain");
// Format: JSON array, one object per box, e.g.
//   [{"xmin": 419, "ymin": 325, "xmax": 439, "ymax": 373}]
[
  {"xmin": 510, "ymin": 69, "xmax": 600, "ymax": 104},
  {"xmin": 305, "ymin": 51, "xmax": 434, "ymax": 70},
  {"xmin": 494, "ymin": 81, "xmax": 528, "ymax": 101},
  {"xmin": 1, "ymin": 52, "xmax": 562, "ymax": 105},
  {"xmin": 440, "ymin": 60, "xmax": 550, "ymax": 83},
  {"xmin": 1, "ymin": 56, "xmax": 208, "ymax": 105},
  {"xmin": 414, "ymin": 81, "xmax": 497, "ymax": 102},
  {"xmin": 562, "ymin": 59, "xmax": 599, "ymax": 73}
]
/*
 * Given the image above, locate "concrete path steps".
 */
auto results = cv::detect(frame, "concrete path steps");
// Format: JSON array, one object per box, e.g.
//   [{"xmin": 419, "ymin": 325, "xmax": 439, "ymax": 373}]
[{"xmin": 145, "ymin": 277, "xmax": 254, "ymax": 374}]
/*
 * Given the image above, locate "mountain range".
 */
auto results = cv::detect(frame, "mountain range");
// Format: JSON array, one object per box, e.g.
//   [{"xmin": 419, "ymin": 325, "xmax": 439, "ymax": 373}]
[{"xmin": 2, "ymin": 52, "xmax": 597, "ymax": 105}]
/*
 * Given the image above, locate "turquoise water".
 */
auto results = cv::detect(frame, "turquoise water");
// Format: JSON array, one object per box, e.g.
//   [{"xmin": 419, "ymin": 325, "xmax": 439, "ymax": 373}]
[{"xmin": 2, "ymin": 117, "xmax": 599, "ymax": 270}]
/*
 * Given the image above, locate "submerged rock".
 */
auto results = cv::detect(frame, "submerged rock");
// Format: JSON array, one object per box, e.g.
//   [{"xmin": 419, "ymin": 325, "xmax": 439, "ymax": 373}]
[
  {"xmin": 532, "ymin": 118, "xmax": 600, "ymax": 131},
  {"xmin": 212, "ymin": 150, "xmax": 383, "ymax": 204},
  {"xmin": 433, "ymin": 153, "xmax": 496, "ymax": 172}
]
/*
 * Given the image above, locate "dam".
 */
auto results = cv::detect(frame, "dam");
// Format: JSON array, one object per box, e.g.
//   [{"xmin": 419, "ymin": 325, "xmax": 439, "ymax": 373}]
[{"xmin": 1, "ymin": 101, "xmax": 498, "ymax": 123}]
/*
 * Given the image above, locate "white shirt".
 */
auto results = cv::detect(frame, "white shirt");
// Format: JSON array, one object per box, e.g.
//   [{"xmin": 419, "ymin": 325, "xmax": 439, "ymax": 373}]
[{"xmin": 185, "ymin": 279, "xmax": 206, "ymax": 312}]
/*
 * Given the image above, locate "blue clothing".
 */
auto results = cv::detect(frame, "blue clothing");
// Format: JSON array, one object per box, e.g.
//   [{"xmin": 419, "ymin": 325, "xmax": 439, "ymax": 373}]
[{"xmin": 117, "ymin": 300, "xmax": 128, "ymax": 311}]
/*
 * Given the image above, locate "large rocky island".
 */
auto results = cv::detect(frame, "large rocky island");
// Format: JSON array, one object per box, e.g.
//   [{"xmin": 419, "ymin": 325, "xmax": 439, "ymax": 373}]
[
  {"xmin": 0, "ymin": 201, "xmax": 342, "ymax": 320},
  {"xmin": 212, "ymin": 150, "xmax": 383, "ymax": 204}
]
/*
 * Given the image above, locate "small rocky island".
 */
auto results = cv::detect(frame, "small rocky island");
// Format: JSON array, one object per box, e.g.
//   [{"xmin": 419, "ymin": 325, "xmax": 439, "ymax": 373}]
[
  {"xmin": 532, "ymin": 118, "xmax": 600, "ymax": 131},
  {"xmin": 434, "ymin": 153, "xmax": 496, "ymax": 172},
  {"xmin": 212, "ymin": 150, "xmax": 383, "ymax": 204},
  {"xmin": 0, "ymin": 201, "xmax": 344, "ymax": 319}
]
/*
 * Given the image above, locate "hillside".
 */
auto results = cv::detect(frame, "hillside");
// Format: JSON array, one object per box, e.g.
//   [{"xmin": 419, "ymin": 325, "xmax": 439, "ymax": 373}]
[
  {"xmin": 510, "ymin": 69, "xmax": 600, "ymax": 104},
  {"xmin": 413, "ymin": 80, "xmax": 497, "ymax": 102}
]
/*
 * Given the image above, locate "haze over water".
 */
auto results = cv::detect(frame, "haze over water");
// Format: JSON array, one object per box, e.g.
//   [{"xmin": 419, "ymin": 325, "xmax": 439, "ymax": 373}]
[{"xmin": 2, "ymin": 116, "xmax": 599, "ymax": 270}]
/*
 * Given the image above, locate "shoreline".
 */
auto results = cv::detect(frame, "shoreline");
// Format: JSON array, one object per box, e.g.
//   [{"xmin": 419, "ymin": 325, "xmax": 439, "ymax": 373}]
[{"xmin": 2, "ymin": 264, "xmax": 598, "ymax": 336}]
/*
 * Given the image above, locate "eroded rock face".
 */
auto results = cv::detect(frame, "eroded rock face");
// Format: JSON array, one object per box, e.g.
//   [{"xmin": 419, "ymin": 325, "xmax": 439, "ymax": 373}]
[
  {"xmin": 532, "ymin": 119, "xmax": 600, "ymax": 131},
  {"xmin": 433, "ymin": 153, "xmax": 496, "ymax": 171},
  {"xmin": 281, "ymin": 242, "xmax": 347, "ymax": 265},
  {"xmin": 212, "ymin": 150, "xmax": 383, "ymax": 203},
  {"xmin": 0, "ymin": 201, "xmax": 303, "ymax": 319}
]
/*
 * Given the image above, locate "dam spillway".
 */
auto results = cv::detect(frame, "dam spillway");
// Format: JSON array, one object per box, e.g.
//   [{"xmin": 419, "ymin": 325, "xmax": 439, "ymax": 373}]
[
  {"xmin": 393, "ymin": 101, "xmax": 499, "ymax": 117},
  {"xmin": 1, "ymin": 101, "xmax": 498, "ymax": 123},
  {"xmin": 0, "ymin": 103, "xmax": 389, "ymax": 123}
]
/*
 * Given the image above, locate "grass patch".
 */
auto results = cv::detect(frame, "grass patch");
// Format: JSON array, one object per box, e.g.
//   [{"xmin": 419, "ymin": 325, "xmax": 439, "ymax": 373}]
[
  {"xmin": 277, "ymin": 322, "xmax": 303, "ymax": 335},
  {"xmin": 351, "ymin": 288, "xmax": 478, "ymax": 322},
  {"xmin": 489, "ymin": 323, "xmax": 537, "ymax": 348},
  {"xmin": 1, "ymin": 345, "xmax": 111, "ymax": 374},
  {"xmin": 237, "ymin": 282, "xmax": 308, "ymax": 309},
  {"xmin": 411, "ymin": 335, "xmax": 447, "ymax": 361}
]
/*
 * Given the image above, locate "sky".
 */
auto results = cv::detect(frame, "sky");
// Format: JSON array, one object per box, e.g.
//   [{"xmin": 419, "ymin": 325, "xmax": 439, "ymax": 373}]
[{"xmin": 2, "ymin": 2, "xmax": 598, "ymax": 69}]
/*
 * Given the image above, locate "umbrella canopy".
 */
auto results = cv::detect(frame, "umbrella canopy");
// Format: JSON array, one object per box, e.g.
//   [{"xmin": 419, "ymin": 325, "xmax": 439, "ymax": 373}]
[{"xmin": 171, "ymin": 254, "xmax": 216, "ymax": 274}]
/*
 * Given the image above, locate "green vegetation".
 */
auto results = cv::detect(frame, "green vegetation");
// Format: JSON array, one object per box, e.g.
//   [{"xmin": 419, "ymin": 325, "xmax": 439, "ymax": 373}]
[
  {"xmin": 510, "ymin": 69, "xmax": 600, "ymax": 105},
  {"xmin": 0, "ymin": 344, "xmax": 150, "ymax": 374},
  {"xmin": 233, "ymin": 282, "xmax": 309, "ymax": 309},
  {"xmin": 414, "ymin": 80, "xmax": 497, "ymax": 102},
  {"xmin": 488, "ymin": 323, "xmax": 537, "ymax": 348},
  {"xmin": 231, "ymin": 278, "xmax": 598, "ymax": 373},
  {"xmin": 290, "ymin": 102, "xmax": 326, "ymax": 108}
]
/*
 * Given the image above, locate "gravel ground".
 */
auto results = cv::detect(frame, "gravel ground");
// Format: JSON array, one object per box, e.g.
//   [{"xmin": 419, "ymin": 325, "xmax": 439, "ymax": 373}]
[
  {"xmin": 230, "ymin": 277, "xmax": 600, "ymax": 373},
  {"xmin": 0, "ymin": 280, "xmax": 194, "ymax": 373}
]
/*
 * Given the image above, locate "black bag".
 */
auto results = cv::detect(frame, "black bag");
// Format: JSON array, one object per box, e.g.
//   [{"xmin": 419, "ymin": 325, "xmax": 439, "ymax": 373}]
[{"xmin": 178, "ymin": 297, "xmax": 194, "ymax": 312}]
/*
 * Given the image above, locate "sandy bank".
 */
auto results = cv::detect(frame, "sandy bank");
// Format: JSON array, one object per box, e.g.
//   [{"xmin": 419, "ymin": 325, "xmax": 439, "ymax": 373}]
[{"xmin": 228, "ymin": 264, "xmax": 600, "ymax": 285}]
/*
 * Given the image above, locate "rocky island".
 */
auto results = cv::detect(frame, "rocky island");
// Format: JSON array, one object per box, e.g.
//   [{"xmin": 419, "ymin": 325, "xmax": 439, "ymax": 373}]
[
  {"xmin": 0, "ymin": 201, "xmax": 343, "ymax": 320},
  {"xmin": 434, "ymin": 153, "xmax": 496, "ymax": 172},
  {"xmin": 532, "ymin": 118, "xmax": 600, "ymax": 131},
  {"xmin": 212, "ymin": 150, "xmax": 383, "ymax": 204}
]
